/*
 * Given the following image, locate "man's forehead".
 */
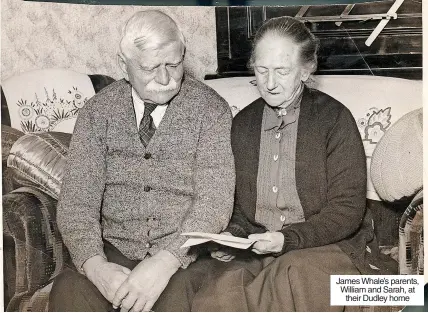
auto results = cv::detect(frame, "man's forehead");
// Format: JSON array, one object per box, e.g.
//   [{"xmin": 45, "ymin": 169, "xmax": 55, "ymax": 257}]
[
  {"xmin": 135, "ymin": 41, "xmax": 184, "ymax": 58},
  {"xmin": 131, "ymin": 43, "xmax": 184, "ymax": 66}
]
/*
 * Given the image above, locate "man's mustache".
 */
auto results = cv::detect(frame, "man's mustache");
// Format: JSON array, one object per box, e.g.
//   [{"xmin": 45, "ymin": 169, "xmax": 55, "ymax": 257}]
[{"xmin": 146, "ymin": 79, "xmax": 178, "ymax": 92}]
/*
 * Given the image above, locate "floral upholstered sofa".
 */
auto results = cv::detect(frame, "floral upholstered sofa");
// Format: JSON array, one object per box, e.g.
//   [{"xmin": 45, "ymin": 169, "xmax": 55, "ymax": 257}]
[{"xmin": 2, "ymin": 69, "xmax": 423, "ymax": 311}]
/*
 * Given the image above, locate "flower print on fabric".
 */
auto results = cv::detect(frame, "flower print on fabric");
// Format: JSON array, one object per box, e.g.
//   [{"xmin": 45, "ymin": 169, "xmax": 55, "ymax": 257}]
[
  {"xmin": 358, "ymin": 107, "xmax": 392, "ymax": 157},
  {"xmin": 16, "ymin": 86, "xmax": 89, "ymax": 133}
]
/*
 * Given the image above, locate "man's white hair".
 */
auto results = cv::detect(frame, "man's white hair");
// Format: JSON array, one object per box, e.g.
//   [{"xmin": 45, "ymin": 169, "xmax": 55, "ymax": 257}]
[{"xmin": 119, "ymin": 10, "xmax": 186, "ymax": 60}]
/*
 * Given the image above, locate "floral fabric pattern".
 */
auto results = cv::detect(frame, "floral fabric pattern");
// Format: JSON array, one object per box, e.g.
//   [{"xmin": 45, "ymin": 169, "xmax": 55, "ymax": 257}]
[
  {"xmin": 16, "ymin": 86, "xmax": 88, "ymax": 133},
  {"xmin": 358, "ymin": 107, "xmax": 392, "ymax": 156}
]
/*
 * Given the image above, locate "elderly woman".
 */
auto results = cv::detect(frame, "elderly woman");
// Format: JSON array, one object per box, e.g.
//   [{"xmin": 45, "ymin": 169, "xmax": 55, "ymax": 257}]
[{"xmin": 189, "ymin": 16, "xmax": 397, "ymax": 312}]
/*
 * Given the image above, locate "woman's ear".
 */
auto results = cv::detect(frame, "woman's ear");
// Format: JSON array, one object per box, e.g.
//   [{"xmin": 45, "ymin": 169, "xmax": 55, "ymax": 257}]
[
  {"xmin": 117, "ymin": 53, "xmax": 129, "ymax": 81},
  {"xmin": 300, "ymin": 67, "xmax": 311, "ymax": 82}
]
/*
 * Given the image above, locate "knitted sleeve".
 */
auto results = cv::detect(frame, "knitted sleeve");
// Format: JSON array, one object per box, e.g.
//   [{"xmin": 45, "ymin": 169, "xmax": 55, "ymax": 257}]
[
  {"xmin": 164, "ymin": 97, "xmax": 236, "ymax": 268},
  {"xmin": 56, "ymin": 99, "xmax": 108, "ymax": 272},
  {"xmin": 278, "ymin": 106, "xmax": 367, "ymax": 254},
  {"xmin": 224, "ymin": 202, "xmax": 250, "ymax": 237},
  {"xmin": 225, "ymin": 199, "xmax": 266, "ymax": 238}
]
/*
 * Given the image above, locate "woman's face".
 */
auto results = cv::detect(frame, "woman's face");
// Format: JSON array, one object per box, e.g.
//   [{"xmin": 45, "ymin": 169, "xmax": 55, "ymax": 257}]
[{"xmin": 253, "ymin": 34, "xmax": 310, "ymax": 108}]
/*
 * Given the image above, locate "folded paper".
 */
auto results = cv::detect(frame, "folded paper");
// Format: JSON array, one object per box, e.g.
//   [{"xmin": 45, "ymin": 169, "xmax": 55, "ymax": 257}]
[{"xmin": 181, "ymin": 232, "xmax": 258, "ymax": 249}]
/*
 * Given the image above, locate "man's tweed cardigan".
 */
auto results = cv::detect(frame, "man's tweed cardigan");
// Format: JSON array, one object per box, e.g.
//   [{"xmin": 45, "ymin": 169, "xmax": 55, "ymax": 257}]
[
  {"xmin": 226, "ymin": 86, "xmax": 397, "ymax": 275},
  {"xmin": 57, "ymin": 75, "xmax": 235, "ymax": 270}
]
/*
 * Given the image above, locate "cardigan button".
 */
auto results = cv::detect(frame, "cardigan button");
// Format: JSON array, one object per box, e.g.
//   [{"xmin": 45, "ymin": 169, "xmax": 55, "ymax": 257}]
[
  {"xmin": 144, "ymin": 153, "xmax": 152, "ymax": 160},
  {"xmin": 145, "ymin": 242, "xmax": 152, "ymax": 249}
]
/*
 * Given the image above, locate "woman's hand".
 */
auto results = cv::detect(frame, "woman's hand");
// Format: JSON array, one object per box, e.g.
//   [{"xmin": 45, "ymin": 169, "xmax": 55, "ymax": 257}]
[
  {"xmin": 248, "ymin": 232, "xmax": 284, "ymax": 254},
  {"xmin": 210, "ymin": 232, "xmax": 236, "ymax": 262},
  {"xmin": 211, "ymin": 249, "xmax": 236, "ymax": 262}
]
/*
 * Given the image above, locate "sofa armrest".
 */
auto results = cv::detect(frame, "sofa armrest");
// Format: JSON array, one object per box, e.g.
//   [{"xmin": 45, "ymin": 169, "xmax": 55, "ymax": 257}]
[
  {"xmin": 3, "ymin": 188, "xmax": 72, "ymax": 311},
  {"xmin": 399, "ymin": 189, "xmax": 423, "ymax": 275}
]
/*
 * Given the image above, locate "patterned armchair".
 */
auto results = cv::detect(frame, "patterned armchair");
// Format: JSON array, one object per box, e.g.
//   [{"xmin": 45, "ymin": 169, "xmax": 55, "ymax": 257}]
[
  {"xmin": 2, "ymin": 68, "xmax": 115, "ymax": 311},
  {"xmin": 369, "ymin": 108, "xmax": 423, "ymax": 276},
  {"xmin": 399, "ymin": 190, "xmax": 423, "ymax": 275}
]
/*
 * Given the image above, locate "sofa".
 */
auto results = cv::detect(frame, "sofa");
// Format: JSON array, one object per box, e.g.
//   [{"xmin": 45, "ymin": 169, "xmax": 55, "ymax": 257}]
[{"xmin": 2, "ymin": 69, "xmax": 423, "ymax": 311}]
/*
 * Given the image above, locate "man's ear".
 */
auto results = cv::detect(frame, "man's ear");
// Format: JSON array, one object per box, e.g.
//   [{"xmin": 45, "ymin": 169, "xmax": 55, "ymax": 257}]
[{"xmin": 117, "ymin": 53, "xmax": 129, "ymax": 81}]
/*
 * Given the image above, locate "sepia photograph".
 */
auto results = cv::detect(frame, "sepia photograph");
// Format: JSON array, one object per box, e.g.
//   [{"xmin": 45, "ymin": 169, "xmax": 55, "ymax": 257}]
[{"xmin": 1, "ymin": 0, "xmax": 424, "ymax": 311}]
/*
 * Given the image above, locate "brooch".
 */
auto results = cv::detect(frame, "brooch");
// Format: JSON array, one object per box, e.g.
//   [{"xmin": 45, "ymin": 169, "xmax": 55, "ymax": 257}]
[{"xmin": 277, "ymin": 108, "xmax": 287, "ymax": 117}]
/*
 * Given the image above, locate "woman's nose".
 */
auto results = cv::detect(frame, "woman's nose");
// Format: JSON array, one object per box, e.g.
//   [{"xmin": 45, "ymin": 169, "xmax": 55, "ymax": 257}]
[{"xmin": 266, "ymin": 72, "xmax": 277, "ymax": 91}]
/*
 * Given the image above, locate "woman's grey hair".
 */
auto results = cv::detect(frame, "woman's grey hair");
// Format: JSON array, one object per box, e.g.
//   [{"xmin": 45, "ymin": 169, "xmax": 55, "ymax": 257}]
[
  {"xmin": 119, "ymin": 10, "xmax": 186, "ymax": 60},
  {"xmin": 249, "ymin": 16, "xmax": 319, "ymax": 74}
]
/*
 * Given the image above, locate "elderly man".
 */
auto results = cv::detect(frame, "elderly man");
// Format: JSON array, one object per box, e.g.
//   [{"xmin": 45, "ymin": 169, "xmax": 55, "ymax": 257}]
[{"xmin": 49, "ymin": 10, "xmax": 235, "ymax": 312}]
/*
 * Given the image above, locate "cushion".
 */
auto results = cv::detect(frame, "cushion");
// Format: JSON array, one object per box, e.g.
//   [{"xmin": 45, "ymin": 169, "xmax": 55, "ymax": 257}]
[
  {"xmin": 204, "ymin": 75, "xmax": 423, "ymax": 200},
  {"xmin": 371, "ymin": 109, "xmax": 423, "ymax": 202},
  {"xmin": 7, "ymin": 132, "xmax": 72, "ymax": 200},
  {"xmin": 2, "ymin": 125, "xmax": 25, "ymax": 164},
  {"xmin": 2, "ymin": 68, "xmax": 96, "ymax": 134},
  {"xmin": 2, "ymin": 125, "xmax": 25, "ymax": 194}
]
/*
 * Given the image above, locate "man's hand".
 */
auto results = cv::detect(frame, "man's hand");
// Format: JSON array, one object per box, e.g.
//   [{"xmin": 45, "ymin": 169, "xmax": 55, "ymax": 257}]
[
  {"xmin": 112, "ymin": 250, "xmax": 181, "ymax": 312},
  {"xmin": 210, "ymin": 232, "xmax": 236, "ymax": 262},
  {"xmin": 248, "ymin": 232, "xmax": 284, "ymax": 254},
  {"xmin": 83, "ymin": 255, "xmax": 131, "ymax": 303}
]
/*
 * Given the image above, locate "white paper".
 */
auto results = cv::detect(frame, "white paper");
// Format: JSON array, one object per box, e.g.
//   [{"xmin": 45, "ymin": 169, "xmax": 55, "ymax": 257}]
[
  {"xmin": 211, "ymin": 239, "xmax": 254, "ymax": 249},
  {"xmin": 180, "ymin": 232, "xmax": 258, "ymax": 249},
  {"xmin": 180, "ymin": 238, "xmax": 211, "ymax": 248}
]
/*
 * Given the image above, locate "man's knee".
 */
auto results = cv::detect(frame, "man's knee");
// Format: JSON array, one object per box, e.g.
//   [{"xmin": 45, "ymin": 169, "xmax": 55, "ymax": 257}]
[
  {"xmin": 49, "ymin": 269, "xmax": 101, "ymax": 311},
  {"xmin": 154, "ymin": 258, "xmax": 218, "ymax": 311},
  {"xmin": 51, "ymin": 269, "xmax": 89, "ymax": 294},
  {"xmin": 51, "ymin": 269, "xmax": 79, "ymax": 295},
  {"xmin": 163, "ymin": 259, "xmax": 211, "ymax": 292}
]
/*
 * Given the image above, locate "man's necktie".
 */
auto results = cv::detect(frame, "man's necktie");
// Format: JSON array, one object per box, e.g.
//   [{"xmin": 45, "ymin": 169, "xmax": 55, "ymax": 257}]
[{"xmin": 139, "ymin": 102, "xmax": 158, "ymax": 147}]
